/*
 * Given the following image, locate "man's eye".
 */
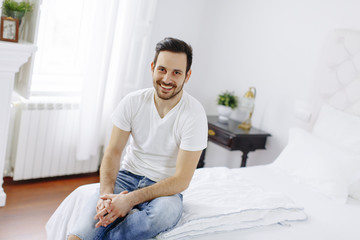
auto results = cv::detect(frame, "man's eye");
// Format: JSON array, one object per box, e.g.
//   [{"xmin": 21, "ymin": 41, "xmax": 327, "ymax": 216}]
[
  {"xmin": 174, "ymin": 71, "xmax": 181, "ymax": 75},
  {"xmin": 158, "ymin": 68, "xmax": 165, "ymax": 72}
]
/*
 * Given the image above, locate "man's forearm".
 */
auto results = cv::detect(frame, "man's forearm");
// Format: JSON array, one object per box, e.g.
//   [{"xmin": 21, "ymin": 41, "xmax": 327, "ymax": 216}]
[
  {"xmin": 126, "ymin": 175, "xmax": 189, "ymax": 207},
  {"xmin": 99, "ymin": 127, "xmax": 130, "ymax": 195},
  {"xmin": 99, "ymin": 153, "xmax": 121, "ymax": 195}
]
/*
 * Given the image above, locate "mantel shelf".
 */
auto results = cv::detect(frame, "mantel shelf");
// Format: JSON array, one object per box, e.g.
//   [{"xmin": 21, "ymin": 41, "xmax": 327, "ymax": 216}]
[{"xmin": 0, "ymin": 41, "xmax": 37, "ymax": 73}]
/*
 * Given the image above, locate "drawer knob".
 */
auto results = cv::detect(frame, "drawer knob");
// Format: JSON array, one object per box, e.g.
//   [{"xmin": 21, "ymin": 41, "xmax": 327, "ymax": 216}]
[{"xmin": 208, "ymin": 129, "xmax": 215, "ymax": 136}]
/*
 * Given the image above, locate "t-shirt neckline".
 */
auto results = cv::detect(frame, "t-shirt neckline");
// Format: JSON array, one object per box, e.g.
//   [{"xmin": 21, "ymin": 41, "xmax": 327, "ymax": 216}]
[{"xmin": 152, "ymin": 89, "xmax": 185, "ymax": 120}]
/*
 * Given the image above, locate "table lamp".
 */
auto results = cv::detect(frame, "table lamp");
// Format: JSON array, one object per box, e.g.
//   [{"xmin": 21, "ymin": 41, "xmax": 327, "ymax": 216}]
[{"xmin": 238, "ymin": 87, "xmax": 256, "ymax": 130}]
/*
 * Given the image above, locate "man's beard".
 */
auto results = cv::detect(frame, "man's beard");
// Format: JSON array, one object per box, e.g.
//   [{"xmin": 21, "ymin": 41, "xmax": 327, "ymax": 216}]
[{"xmin": 155, "ymin": 80, "xmax": 185, "ymax": 100}]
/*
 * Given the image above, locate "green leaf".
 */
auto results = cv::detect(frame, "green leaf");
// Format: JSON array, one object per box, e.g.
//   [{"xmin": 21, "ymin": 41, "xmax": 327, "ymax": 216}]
[
  {"xmin": 2, "ymin": 0, "xmax": 33, "ymax": 13},
  {"xmin": 217, "ymin": 91, "xmax": 238, "ymax": 109}
]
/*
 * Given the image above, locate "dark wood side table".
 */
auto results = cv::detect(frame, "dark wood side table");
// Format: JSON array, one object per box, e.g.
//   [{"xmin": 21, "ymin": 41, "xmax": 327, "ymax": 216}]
[{"xmin": 198, "ymin": 116, "xmax": 271, "ymax": 168}]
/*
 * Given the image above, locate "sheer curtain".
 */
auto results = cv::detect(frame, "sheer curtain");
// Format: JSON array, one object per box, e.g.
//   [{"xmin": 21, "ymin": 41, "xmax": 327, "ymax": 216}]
[{"xmin": 76, "ymin": 0, "xmax": 158, "ymax": 160}]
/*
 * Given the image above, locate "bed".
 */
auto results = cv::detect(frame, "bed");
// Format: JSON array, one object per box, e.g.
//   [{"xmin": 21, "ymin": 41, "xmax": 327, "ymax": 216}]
[{"xmin": 46, "ymin": 29, "xmax": 360, "ymax": 240}]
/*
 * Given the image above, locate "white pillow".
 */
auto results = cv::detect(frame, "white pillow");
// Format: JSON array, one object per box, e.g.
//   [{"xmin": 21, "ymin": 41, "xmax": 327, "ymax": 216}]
[
  {"xmin": 349, "ymin": 180, "xmax": 360, "ymax": 200},
  {"xmin": 312, "ymin": 104, "xmax": 360, "ymax": 155},
  {"xmin": 312, "ymin": 104, "xmax": 360, "ymax": 200},
  {"xmin": 272, "ymin": 128, "xmax": 360, "ymax": 203}
]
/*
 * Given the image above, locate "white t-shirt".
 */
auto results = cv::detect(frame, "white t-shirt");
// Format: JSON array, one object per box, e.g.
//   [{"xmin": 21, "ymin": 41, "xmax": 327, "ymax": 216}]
[{"xmin": 111, "ymin": 88, "xmax": 208, "ymax": 182}]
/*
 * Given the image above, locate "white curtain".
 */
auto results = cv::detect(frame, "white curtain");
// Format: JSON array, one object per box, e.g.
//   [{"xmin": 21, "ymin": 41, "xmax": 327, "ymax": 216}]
[{"xmin": 76, "ymin": 0, "xmax": 158, "ymax": 160}]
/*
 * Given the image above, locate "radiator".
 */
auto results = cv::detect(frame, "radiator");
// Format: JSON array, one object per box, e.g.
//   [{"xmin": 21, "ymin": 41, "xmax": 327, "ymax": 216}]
[{"xmin": 10, "ymin": 100, "xmax": 100, "ymax": 180}]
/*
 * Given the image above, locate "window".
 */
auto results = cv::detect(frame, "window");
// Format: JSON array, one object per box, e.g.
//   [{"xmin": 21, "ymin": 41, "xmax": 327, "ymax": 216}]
[{"xmin": 31, "ymin": 0, "xmax": 96, "ymax": 96}]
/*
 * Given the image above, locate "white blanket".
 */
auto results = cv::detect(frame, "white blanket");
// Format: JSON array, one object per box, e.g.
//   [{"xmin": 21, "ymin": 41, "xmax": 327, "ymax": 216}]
[
  {"xmin": 46, "ymin": 167, "xmax": 306, "ymax": 240},
  {"xmin": 157, "ymin": 167, "xmax": 306, "ymax": 239},
  {"xmin": 46, "ymin": 183, "xmax": 100, "ymax": 240}
]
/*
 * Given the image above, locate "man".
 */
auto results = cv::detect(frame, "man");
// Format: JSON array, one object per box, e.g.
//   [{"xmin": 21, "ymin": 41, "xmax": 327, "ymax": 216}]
[{"xmin": 68, "ymin": 37, "xmax": 208, "ymax": 240}]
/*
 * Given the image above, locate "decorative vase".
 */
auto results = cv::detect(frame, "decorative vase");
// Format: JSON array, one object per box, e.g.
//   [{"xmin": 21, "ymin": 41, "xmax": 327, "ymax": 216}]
[
  {"xmin": 217, "ymin": 105, "xmax": 232, "ymax": 123},
  {"xmin": 6, "ymin": 10, "xmax": 25, "ymax": 19}
]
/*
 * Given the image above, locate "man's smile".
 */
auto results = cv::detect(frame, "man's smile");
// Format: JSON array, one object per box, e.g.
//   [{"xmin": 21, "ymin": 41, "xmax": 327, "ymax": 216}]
[{"xmin": 158, "ymin": 81, "xmax": 176, "ymax": 91}]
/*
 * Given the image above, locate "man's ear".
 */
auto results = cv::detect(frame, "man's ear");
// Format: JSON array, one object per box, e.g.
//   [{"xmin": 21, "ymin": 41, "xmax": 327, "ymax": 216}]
[
  {"xmin": 184, "ymin": 69, "xmax": 192, "ymax": 83},
  {"xmin": 151, "ymin": 62, "xmax": 155, "ymax": 72}
]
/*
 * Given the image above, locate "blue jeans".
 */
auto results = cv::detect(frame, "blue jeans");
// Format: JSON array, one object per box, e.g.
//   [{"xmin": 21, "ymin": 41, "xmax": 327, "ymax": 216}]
[{"xmin": 68, "ymin": 170, "xmax": 183, "ymax": 240}]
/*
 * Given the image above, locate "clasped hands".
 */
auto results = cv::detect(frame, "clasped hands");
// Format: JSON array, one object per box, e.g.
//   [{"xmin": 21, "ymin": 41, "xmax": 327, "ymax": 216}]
[{"xmin": 94, "ymin": 190, "xmax": 133, "ymax": 228}]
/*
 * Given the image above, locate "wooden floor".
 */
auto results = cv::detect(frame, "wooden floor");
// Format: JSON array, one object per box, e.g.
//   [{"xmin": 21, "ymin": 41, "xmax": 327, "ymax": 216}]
[{"xmin": 0, "ymin": 173, "xmax": 99, "ymax": 240}]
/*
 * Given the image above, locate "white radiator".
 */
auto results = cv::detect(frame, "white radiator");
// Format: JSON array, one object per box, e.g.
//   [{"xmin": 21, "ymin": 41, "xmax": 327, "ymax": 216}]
[{"xmin": 10, "ymin": 100, "xmax": 100, "ymax": 180}]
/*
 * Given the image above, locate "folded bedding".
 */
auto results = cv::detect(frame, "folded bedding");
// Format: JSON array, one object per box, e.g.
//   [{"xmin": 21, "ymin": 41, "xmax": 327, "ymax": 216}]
[{"xmin": 156, "ymin": 167, "xmax": 306, "ymax": 239}]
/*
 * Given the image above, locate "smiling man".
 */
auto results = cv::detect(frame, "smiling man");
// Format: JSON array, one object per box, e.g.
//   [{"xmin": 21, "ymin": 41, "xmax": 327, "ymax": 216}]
[{"xmin": 68, "ymin": 37, "xmax": 208, "ymax": 240}]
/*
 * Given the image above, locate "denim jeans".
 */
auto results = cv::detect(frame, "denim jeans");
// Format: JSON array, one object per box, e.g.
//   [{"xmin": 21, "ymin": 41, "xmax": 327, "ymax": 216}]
[{"xmin": 68, "ymin": 170, "xmax": 183, "ymax": 240}]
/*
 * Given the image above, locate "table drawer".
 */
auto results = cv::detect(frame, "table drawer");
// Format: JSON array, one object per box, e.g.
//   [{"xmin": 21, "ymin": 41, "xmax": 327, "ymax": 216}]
[{"xmin": 208, "ymin": 128, "xmax": 232, "ymax": 147}]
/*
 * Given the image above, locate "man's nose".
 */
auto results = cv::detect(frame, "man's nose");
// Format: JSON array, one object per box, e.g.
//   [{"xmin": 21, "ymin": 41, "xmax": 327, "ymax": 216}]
[{"xmin": 163, "ymin": 73, "xmax": 172, "ymax": 83}]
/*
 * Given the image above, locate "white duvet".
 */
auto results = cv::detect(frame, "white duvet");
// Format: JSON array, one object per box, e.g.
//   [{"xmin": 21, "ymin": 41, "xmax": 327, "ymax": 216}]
[{"xmin": 46, "ymin": 167, "xmax": 306, "ymax": 240}]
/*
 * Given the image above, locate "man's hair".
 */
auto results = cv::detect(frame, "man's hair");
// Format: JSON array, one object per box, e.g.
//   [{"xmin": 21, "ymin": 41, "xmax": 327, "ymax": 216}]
[{"xmin": 153, "ymin": 37, "xmax": 193, "ymax": 74}]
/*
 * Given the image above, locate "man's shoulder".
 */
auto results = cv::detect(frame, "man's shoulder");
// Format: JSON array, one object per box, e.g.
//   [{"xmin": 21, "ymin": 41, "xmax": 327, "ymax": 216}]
[
  {"xmin": 122, "ymin": 88, "xmax": 153, "ymax": 104},
  {"xmin": 182, "ymin": 91, "xmax": 205, "ymax": 112}
]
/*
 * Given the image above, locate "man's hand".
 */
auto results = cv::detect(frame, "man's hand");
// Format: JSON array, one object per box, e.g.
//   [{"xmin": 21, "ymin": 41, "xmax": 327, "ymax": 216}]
[
  {"xmin": 96, "ymin": 198, "xmax": 111, "ymax": 214},
  {"xmin": 94, "ymin": 190, "xmax": 132, "ymax": 228},
  {"xmin": 95, "ymin": 198, "xmax": 112, "ymax": 227}
]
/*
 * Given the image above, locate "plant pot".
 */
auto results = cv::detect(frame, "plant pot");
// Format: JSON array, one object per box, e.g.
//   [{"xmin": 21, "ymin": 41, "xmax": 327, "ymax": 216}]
[
  {"xmin": 217, "ymin": 105, "xmax": 232, "ymax": 123},
  {"xmin": 4, "ymin": 10, "xmax": 25, "ymax": 25}
]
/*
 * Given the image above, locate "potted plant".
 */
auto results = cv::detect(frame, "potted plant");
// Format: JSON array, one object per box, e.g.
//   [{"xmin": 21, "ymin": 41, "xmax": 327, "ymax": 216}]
[
  {"xmin": 217, "ymin": 90, "xmax": 238, "ymax": 122},
  {"xmin": 1, "ymin": 0, "xmax": 33, "ymax": 23}
]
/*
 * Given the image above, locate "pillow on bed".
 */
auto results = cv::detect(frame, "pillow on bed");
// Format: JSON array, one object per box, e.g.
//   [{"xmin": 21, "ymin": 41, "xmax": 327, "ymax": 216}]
[
  {"xmin": 349, "ymin": 181, "xmax": 360, "ymax": 200},
  {"xmin": 312, "ymin": 104, "xmax": 360, "ymax": 155},
  {"xmin": 312, "ymin": 104, "xmax": 360, "ymax": 200},
  {"xmin": 271, "ymin": 128, "xmax": 360, "ymax": 203}
]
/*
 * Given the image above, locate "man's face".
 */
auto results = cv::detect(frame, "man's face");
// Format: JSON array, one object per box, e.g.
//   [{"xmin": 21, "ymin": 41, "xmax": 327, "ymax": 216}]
[{"xmin": 151, "ymin": 51, "xmax": 191, "ymax": 100}]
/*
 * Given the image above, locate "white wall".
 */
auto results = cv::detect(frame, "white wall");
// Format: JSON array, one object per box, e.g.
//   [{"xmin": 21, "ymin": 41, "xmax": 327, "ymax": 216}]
[
  {"xmin": 148, "ymin": 0, "xmax": 360, "ymax": 168},
  {"xmin": 142, "ymin": 0, "xmax": 208, "ymax": 89}
]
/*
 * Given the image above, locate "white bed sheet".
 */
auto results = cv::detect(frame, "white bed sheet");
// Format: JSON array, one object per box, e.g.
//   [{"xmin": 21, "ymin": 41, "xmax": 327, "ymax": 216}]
[{"xmin": 192, "ymin": 165, "xmax": 360, "ymax": 240}]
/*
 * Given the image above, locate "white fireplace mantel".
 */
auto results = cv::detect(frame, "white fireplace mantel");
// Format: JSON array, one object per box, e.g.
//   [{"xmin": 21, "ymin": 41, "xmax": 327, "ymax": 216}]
[{"xmin": 0, "ymin": 41, "xmax": 37, "ymax": 207}]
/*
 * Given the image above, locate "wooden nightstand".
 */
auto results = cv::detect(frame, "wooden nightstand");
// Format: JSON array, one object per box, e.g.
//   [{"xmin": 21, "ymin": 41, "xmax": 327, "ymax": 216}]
[{"xmin": 198, "ymin": 116, "xmax": 271, "ymax": 168}]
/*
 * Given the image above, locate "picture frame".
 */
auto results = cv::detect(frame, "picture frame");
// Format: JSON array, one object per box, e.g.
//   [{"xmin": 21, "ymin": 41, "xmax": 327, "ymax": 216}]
[{"xmin": 0, "ymin": 16, "xmax": 19, "ymax": 42}]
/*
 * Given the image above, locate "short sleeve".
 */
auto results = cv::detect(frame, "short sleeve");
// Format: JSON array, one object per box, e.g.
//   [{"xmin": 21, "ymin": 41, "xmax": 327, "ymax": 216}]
[
  {"xmin": 179, "ymin": 106, "xmax": 208, "ymax": 151},
  {"xmin": 111, "ymin": 94, "xmax": 132, "ymax": 132}
]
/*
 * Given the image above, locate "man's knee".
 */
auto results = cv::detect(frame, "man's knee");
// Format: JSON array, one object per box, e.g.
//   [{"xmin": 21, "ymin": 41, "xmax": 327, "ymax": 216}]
[
  {"xmin": 68, "ymin": 234, "xmax": 81, "ymax": 240},
  {"xmin": 159, "ymin": 194, "xmax": 182, "ymax": 213},
  {"xmin": 148, "ymin": 194, "xmax": 183, "ymax": 226}
]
